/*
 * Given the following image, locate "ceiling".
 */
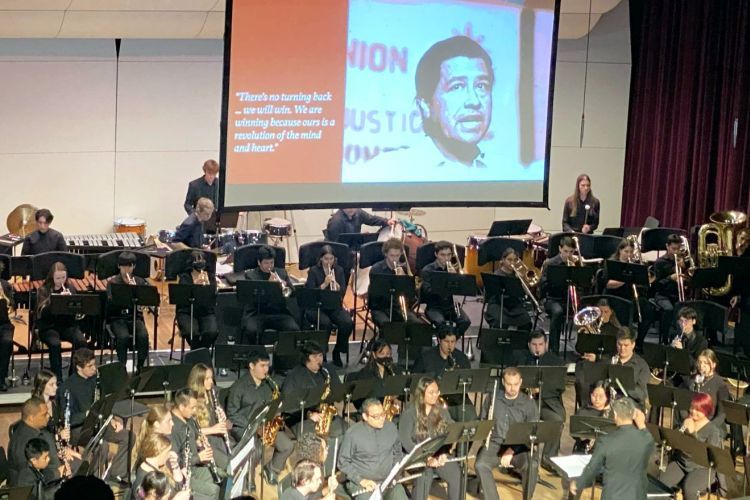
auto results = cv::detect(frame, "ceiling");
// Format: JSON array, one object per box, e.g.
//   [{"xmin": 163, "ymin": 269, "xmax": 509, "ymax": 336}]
[{"xmin": 0, "ymin": 0, "xmax": 620, "ymax": 39}]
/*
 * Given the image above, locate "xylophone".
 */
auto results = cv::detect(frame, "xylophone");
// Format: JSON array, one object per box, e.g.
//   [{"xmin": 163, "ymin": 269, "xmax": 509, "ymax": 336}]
[{"xmin": 66, "ymin": 232, "xmax": 144, "ymax": 253}]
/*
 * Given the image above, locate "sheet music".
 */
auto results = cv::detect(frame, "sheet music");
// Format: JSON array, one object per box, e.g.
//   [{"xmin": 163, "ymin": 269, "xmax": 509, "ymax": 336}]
[{"xmin": 550, "ymin": 454, "xmax": 592, "ymax": 479}]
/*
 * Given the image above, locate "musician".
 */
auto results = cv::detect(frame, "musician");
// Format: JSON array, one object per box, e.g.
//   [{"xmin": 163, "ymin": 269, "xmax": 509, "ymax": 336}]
[
  {"xmin": 350, "ymin": 338, "xmax": 403, "ymax": 400},
  {"xmin": 660, "ymin": 393, "xmax": 725, "ymax": 500},
  {"xmin": 133, "ymin": 405, "xmax": 174, "ymax": 466},
  {"xmin": 539, "ymin": 235, "xmax": 576, "ymax": 353},
  {"xmin": 650, "ymin": 233, "xmax": 686, "ymax": 343},
  {"xmin": 325, "ymin": 208, "xmax": 395, "ymax": 243},
  {"xmin": 574, "ymin": 302, "xmax": 619, "ymax": 406},
  {"xmin": 136, "ymin": 470, "xmax": 189, "ymax": 500},
  {"xmin": 281, "ymin": 460, "xmax": 333, "ymax": 500},
  {"xmin": 597, "ymin": 298, "xmax": 622, "ymax": 336},
  {"xmin": 485, "ymin": 247, "xmax": 533, "ymax": 331},
  {"xmin": 570, "ymin": 397, "xmax": 653, "ymax": 499},
  {"xmin": 398, "ymin": 377, "xmax": 461, "ymax": 500},
  {"xmin": 475, "ymin": 367, "xmax": 538, "ymax": 500},
  {"xmin": 33, "ymin": 370, "xmax": 61, "ymax": 429},
  {"xmin": 368, "ymin": 238, "xmax": 420, "ymax": 328},
  {"xmin": 338, "ymin": 398, "xmax": 407, "ymax": 500},
  {"xmin": 176, "ymin": 251, "xmax": 218, "ymax": 350},
  {"xmin": 419, "ymin": 241, "xmax": 470, "ymax": 338},
  {"xmin": 512, "ymin": 331, "xmax": 565, "ymax": 468},
  {"xmin": 671, "ymin": 306, "xmax": 707, "ymax": 366},
  {"xmin": 187, "ymin": 363, "xmax": 231, "ymax": 471},
  {"xmin": 132, "ymin": 434, "xmax": 189, "ymax": 500},
  {"xmin": 172, "ymin": 197, "xmax": 215, "ymax": 250},
  {"xmin": 304, "ymin": 245, "xmax": 352, "ymax": 367},
  {"xmin": 682, "ymin": 349, "xmax": 729, "ymax": 425},
  {"xmin": 21, "ymin": 208, "xmax": 68, "ymax": 255},
  {"xmin": 8, "ymin": 397, "xmax": 61, "ymax": 486},
  {"xmin": 611, "ymin": 328, "xmax": 650, "ymax": 410},
  {"xmin": 240, "ymin": 245, "xmax": 300, "ymax": 344},
  {"xmin": 0, "ymin": 264, "xmax": 15, "ymax": 392},
  {"xmin": 106, "ymin": 252, "xmax": 150, "ymax": 371},
  {"xmin": 603, "ymin": 239, "xmax": 642, "ymax": 307},
  {"xmin": 17, "ymin": 438, "xmax": 58, "ymax": 500},
  {"xmin": 184, "ymin": 159, "xmax": 219, "ymax": 215},
  {"xmin": 572, "ymin": 381, "xmax": 613, "ymax": 454},
  {"xmin": 36, "ymin": 262, "xmax": 87, "ymax": 379},
  {"xmin": 170, "ymin": 388, "xmax": 221, "ymax": 499},
  {"xmin": 562, "ymin": 174, "xmax": 599, "ymax": 233}
]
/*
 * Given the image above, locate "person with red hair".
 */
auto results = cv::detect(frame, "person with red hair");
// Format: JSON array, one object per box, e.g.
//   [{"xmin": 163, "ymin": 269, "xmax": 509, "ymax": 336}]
[{"xmin": 659, "ymin": 392, "xmax": 725, "ymax": 500}]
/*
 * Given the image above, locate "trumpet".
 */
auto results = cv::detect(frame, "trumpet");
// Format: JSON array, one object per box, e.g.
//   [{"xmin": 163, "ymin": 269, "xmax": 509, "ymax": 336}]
[
  {"xmin": 125, "ymin": 272, "xmax": 136, "ymax": 285},
  {"xmin": 198, "ymin": 270, "xmax": 210, "ymax": 286},
  {"xmin": 270, "ymin": 271, "xmax": 292, "ymax": 298},
  {"xmin": 326, "ymin": 265, "xmax": 340, "ymax": 292},
  {"xmin": 391, "ymin": 255, "xmax": 412, "ymax": 277}
]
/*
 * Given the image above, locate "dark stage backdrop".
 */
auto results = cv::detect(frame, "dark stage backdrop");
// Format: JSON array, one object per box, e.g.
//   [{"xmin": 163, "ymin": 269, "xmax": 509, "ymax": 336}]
[{"xmin": 622, "ymin": 0, "xmax": 750, "ymax": 229}]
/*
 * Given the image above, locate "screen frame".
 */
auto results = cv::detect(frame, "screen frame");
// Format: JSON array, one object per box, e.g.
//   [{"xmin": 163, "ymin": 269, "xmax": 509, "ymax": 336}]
[{"xmin": 219, "ymin": 0, "xmax": 560, "ymax": 213}]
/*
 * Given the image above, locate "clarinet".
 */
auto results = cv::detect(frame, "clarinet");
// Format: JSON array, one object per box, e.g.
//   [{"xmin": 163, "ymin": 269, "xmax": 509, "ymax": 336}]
[
  {"xmin": 179, "ymin": 426, "xmax": 192, "ymax": 490},
  {"xmin": 209, "ymin": 386, "xmax": 232, "ymax": 454},
  {"xmin": 56, "ymin": 390, "xmax": 72, "ymax": 478},
  {"xmin": 191, "ymin": 418, "xmax": 221, "ymax": 484},
  {"xmin": 94, "ymin": 370, "xmax": 101, "ymax": 403}
]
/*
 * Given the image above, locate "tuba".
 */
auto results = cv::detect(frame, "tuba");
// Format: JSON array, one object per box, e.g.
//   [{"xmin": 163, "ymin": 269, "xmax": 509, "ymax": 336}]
[
  {"xmin": 697, "ymin": 211, "xmax": 748, "ymax": 296},
  {"xmin": 573, "ymin": 306, "xmax": 602, "ymax": 334},
  {"xmin": 315, "ymin": 367, "xmax": 338, "ymax": 437}
]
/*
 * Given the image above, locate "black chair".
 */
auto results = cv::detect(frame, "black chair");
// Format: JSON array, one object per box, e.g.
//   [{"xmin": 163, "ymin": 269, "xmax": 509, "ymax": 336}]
[
  {"xmin": 297, "ymin": 241, "xmax": 351, "ymax": 275},
  {"xmin": 359, "ymin": 241, "xmax": 385, "ymax": 269},
  {"xmin": 676, "ymin": 300, "xmax": 728, "ymax": 345},
  {"xmin": 641, "ymin": 228, "xmax": 687, "ymax": 254},
  {"xmin": 592, "ymin": 235, "xmax": 624, "ymax": 260},
  {"xmin": 547, "ymin": 232, "xmax": 595, "ymax": 259},
  {"xmin": 415, "ymin": 243, "xmax": 466, "ymax": 274},
  {"xmin": 96, "ymin": 250, "xmax": 151, "ymax": 279},
  {"xmin": 165, "ymin": 249, "xmax": 217, "ymax": 280},
  {"xmin": 580, "ymin": 294, "xmax": 634, "ymax": 328},
  {"xmin": 233, "ymin": 244, "xmax": 286, "ymax": 273},
  {"xmin": 478, "ymin": 237, "xmax": 525, "ymax": 266},
  {"xmin": 602, "ymin": 227, "xmax": 644, "ymax": 238},
  {"xmin": 30, "ymin": 252, "xmax": 85, "ymax": 281}
]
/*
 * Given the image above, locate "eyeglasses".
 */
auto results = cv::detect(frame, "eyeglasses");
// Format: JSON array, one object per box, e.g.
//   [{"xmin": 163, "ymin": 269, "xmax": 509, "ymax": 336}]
[{"xmin": 367, "ymin": 412, "xmax": 386, "ymax": 420}]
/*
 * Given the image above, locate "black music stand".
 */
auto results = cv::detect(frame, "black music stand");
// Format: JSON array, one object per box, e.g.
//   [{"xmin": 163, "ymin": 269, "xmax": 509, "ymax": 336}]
[
  {"xmin": 641, "ymin": 342, "xmax": 692, "ymax": 384},
  {"xmin": 504, "ymin": 421, "xmax": 565, "ymax": 500},
  {"xmin": 428, "ymin": 272, "xmax": 477, "ymax": 336},
  {"xmin": 215, "ymin": 344, "xmax": 267, "ymax": 376},
  {"xmin": 647, "ymin": 385, "xmax": 699, "ymax": 428},
  {"xmin": 443, "ymin": 420, "xmax": 494, "ymax": 500},
  {"xmin": 98, "ymin": 361, "xmax": 128, "ymax": 397},
  {"xmin": 339, "ymin": 232, "xmax": 379, "ymax": 333},
  {"xmin": 581, "ymin": 362, "xmax": 636, "ymax": 399},
  {"xmin": 477, "ymin": 237, "xmax": 526, "ymax": 267},
  {"xmin": 295, "ymin": 288, "xmax": 341, "ymax": 330},
  {"xmin": 547, "ymin": 265, "xmax": 595, "ymax": 357},
  {"xmin": 517, "ymin": 365, "xmax": 567, "ymax": 419},
  {"xmin": 480, "ymin": 273, "xmax": 529, "ymax": 334},
  {"xmin": 488, "ymin": 219, "xmax": 532, "ymax": 237},
  {"xmin": 276, "ymin": 330, "xmax": 329, "ymax": 358},
  {"xmin": 50, "ymin": 293, "xmax": 101, "ymax": 317},
  {"xmin": 0, "ymin": 486, "xmax": 32, "ymax": 500},
  {"xmin": 281, "ymin": 385, "xmax": 327, "ymax": 435},
  {"xmin": 369, "ymin": 274, "xmax": 415, "ymax": 322},
  {"xmin": 575, "ymin": 333, "xmax": 616, "ymax": 361},
  {"xmin": 568, "ymin": 415, "xmax": 617, "ymax": 442},
  {"xmin": 478, "ymin": 328, "xmax": 528, "ymax": 368},
  {"xmin": 109, "ymin": 283, "xmax": 159, "ymax": 374},
  {"xmin": 716, "ymin": 352, "xmax": 750, "ymax": 399},
  {"xmin": 168, "ymin": 283, "xmax": 216, "ymax": 349},
  {"xmin": 381, "ymin": 322, "xmax": 432, "ymax": 372},
  {"xmin": 605, "ymin": 260, "xmax": 649, "ymax": 321},
  {"xmin": 139, "ymin": 364, "xmax": 192, "ymax": 401},
  {"xmin": 338, "ymin": 378, "xmax": 377, "ymax": 421},
  {"xmin": 236, "ymin": 280, "xmax": 286, "ymax": 343},
  {"xmin": 724, "ymin": 399, "xmax": 750, "ymax": 486}
]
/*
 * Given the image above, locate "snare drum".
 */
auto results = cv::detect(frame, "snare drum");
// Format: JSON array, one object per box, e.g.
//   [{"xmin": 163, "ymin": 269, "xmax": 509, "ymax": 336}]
[
  {"xmin": 114, "ymin": 217, "xmax": 146, "ymax": 236},
  {"xmin": 263, "ymin": 218, "xmax": 292, "ymax": 237}
]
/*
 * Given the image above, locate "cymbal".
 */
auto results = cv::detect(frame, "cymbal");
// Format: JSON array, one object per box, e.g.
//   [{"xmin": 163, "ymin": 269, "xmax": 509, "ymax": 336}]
[
  {"xmin": 7, "ymin": 204, "xmax": 38, "ymax": 237},
  {"xmin": 397, "ymin": 208, "xmax": 426, "ymax": 217}
]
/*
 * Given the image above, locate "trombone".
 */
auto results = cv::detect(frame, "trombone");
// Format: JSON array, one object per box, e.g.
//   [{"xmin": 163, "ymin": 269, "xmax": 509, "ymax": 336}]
[
  {"xmin": 391, "ymin": 255, "xmax": 412, "ymax": 320},
  {"xmin": 510, "ymin": 262, "xmax": 543, "ymax": 315}
]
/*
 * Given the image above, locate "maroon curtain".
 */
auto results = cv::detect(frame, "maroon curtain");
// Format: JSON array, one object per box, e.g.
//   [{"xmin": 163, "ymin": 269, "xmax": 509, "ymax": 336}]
[{"xmin": 622, "ymin": 0, "xmax": 750, "ymax": 228}]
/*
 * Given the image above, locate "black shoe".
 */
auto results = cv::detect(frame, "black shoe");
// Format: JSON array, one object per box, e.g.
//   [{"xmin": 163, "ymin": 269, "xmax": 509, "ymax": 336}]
[
  {"xmin": 541, "ymin": 458, "xmax": 558, "ymax": 475},
  {"xmin": 263, "ymin": 465, "xmax": 278, "ymax": 486},
  {"xmin": 332, "ymin": 351, "xmax": 344, "ymax": 368},
  {"xmin": 0, "ymin": 382, "xmax": 8, "ymax": 393}
]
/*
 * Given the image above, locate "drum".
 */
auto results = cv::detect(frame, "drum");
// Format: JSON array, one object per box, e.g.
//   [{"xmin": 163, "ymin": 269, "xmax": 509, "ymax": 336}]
[
  {"xmin": 263, "ymin": 218, "xmax": 292, "ymax": 237},
  {"xmin": 235, "ymin": 229, "xmax": 268, "ymax": 246},
  {"xmin": 114, "ymin": 217, "xmax": 146, "ymax": 236},
  {"xmin": 158, "ymin": 230, "xmax": 176, "ymax": 244}
]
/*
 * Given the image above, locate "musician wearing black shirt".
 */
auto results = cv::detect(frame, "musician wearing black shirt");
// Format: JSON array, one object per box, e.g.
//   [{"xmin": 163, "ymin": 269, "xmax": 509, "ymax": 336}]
[
  {"xmin": 21, "ymin": 208, "xmax": 68, "ymax": 255},
  {"xmin": 539, "ymin": 236, "xmax": 576, "ymax": 354},
  {"xmin": 9, "ymin": 397, "xmax": 61, "ymax": 486},
  {"xmin": 176, "ymin": 251, "xmax": 218, "ymax": 350},
  {"xmin": 649, "ymin": 234, "xmax": 685, "ymax": 343},
  {"xmin": 173, "ymin": 198, "xmax": 215, "ymax": 250},
  {"xmin": 419, "ymin": 241, "xmax": 470, "ymax": 338},
  {"xmin": 671, "ymin": 307, "xmax": 707, "ymax": 367},
  {"xmin": 572, "ymin": 381, "xmax": 613, "ymax": 454},
  {"xmin": 0, "ymin": 265, "xmax": 15, "ymax": 392},
  {"xmin": 485, "ymin": 248, "xmax": 532, "ymax": 331},
  {"xmin": 612, "ymin": 329, "xmax": 650, "ymax": 409},
  {"xmin": 731, "ymin": 237, "xmax": 750, "ymax": 355},
  {"xmin": 17, "ymin": 438, "xmax": 56, "ymax": 500},
  {"xmin": 324, "ymin": 208, "xmax": 394, "ymax": 243},
  {"xmin": 35, "ymin": 262, "xmax": 87, "ymax": 380},
  {"xmin": 350, "ymin": 339, "xmax": 403, "ymax": 399},
  {"xmin": 106, "ymin": 252, "xmax": 150, "ymax": 371},
  {"xmin": 562, "ymin": 174, "xmax": 600, "ymax": 233},
  {"xmin": 368, "ymin": 238, "xmax": 420, "ymax": 328},
  {"xmin": 184, "ymin": 159, "xmax": 219, "ymax": 215},
  {"xmin": 240, "ymin": 245, "xmax": 300, "ymax": 345},
  {"xmin": 304, "ymin": 245, "xmax": 352, "ymax": 367},
  {"xmin": 682, "ymin": 349, "xmax": 729, "ymax": 426}
]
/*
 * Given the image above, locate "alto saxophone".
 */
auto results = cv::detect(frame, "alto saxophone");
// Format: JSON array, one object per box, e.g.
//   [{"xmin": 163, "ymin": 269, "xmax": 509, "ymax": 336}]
[
  {"xmin": 191, "ymin": 418, "xmax": 222, "ymax": 484},
  {"xmin": 315, "ymin": 367, "xmax": 338, "ymax": 437},
  {"xmin": 209, "ymin": 386, "xmax": 232, "ymax": 454},
  {"xmin": 261, "ymin": 376, "xmax": 284, "ymax": 446},
  {"xmin": 382, "ymin": 362, "xmax": 400, "ymax": 421}
]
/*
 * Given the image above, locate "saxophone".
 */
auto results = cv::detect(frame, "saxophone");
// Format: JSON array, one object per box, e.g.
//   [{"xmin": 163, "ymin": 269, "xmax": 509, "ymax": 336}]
[
  {"xmin": 382, "ymin": 362, "xmax": 401, "ymax": 421},
  {"xmin": 261, "ymin": 376, "xmax": 284, "ymax": 446},
  {"xmin": 191, "ymin": 418, "xmax": 222, "ymax": 484},
  {"xmin": 209, "ymin": 386, "xmax": 232, "ymax": 454},
  {"xmin": 315, "ymin": 367, "xmax": 338, "ymax": 437}
]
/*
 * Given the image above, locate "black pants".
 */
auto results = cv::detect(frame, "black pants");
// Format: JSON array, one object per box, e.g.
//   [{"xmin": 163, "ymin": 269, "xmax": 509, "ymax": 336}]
[
  {"xmin": 176, "ymin": 312, "xmax": 219, "ymax": 350},
  {"xmin": 659, "ymin": 461, "xmax": 713, "ymax": 500},
  {"xmin": 0, "ymin": 322, "xmax": 14, "ymax": 382},
  {"xmin": 305, "ymin": 307, "xmax": 353, "ymax": 354},
  {"xmin": 412, "ymin": 460, "xmax": 461, "ymax": 500},
  {"xmin": 544, "ymin": 299, "xmax": 564, "ymax": 354},
  {"xmin": 653, "ymin": 295, "xmax": 676, "ymax": 344},
  {"xmin": 540, "ymin": 404, "xmax": 564, "ymax": 459},
  {"xmin": 241, "ymin": 313, "xmax": 300, "ymax": 344},
  {"xmin": 425, "ymin": 307, "xmax": 470, "ymax": 338},
  {"xmin": 371, "ymin": 308, "xmax": 420, "ymax": 330},
  {"xmin": 475, "ymin": 444, "xmax": 537, "ymax": 500},
  {"xmin": 109, "ymin": 318, "xmax": 149, "ymax": 369},
  {"xmin": 485, "ymin": 302, "xmax": 532, "ymax": 331},
  {"xmin": 40, "ymin": 325, "xmax": 87, "ymax": 379}
]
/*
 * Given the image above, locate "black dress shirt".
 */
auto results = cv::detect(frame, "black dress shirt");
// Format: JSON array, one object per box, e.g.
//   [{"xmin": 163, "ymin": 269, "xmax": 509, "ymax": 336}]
[
  {"xmin": 325, "ymin": 209, "xmax": 388, "ymax": 242},
  {"xmin": 684, "ymin": 373, "xmax": 729, "ymax": 425},
  {"xmin": 539, "ymin": 254, "xmax": 567, "ymax": 300},
  {"xmin": 562, "ymin": 194, "xmax": 600, "ymax": 233},
  {"xmin": 243, "ymin": 267, "xmax": 293, "ymax": 315},
  {"xmin": 412, "ymin": 346, "xmax": 470, "ymax": 379},
  {"xmin": 420, "ymin": 260, "xmax": 455, "ymax": 314},
  {"xmin": 226, "ymin": 373, "xmax": 275, "ymax": 436},
  {"xmin": 8, "ymin": 421, "xmax": 60, "ymax": 485},
  {"xmin": 171, "ymin": 414, "xmax": 201, "ymax": 467},
  {"xmin": 653, "ymin": 253, "xmax": 679, "ymax": 299},
  {"xmin": 106, "ymin": 274, "xmax": 148, "ymax": 320},
  {"xmin": 184, "ymin": 176, "xmax": 218, "ymax": 215},
  {"xmin": 21, "ymin": 229, "xmax": 67, "ymax": 256},
  {"xmin": 613, "ymin": 354, "xmax": 650, "ymax": 408},
  {"xmin": 57, "ymin": 372, "xmax": 95, "ymax": 428},
  {"xmin": 304, "ymin": 264, "xmax": 347, "ymax": 305},
  {"xmin": 173, "ymin": 213, "xmax": 204, "ymax": 248},
  {"xmin": 35, "ymin": 283, "xmax": 78, "ymax": 332},
  {"xmin": 338, "ymin": 421, "xmax": 403, "ymax": 483}
]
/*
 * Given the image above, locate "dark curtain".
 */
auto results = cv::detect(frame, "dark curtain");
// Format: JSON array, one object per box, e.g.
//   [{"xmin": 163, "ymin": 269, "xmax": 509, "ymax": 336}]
[{"xmin": 622, "ymin": 0, "xmax": 750, "ymax": 229}]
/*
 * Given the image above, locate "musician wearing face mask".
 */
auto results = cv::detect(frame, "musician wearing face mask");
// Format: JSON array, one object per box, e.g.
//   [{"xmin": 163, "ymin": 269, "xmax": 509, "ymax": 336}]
[
  {"xmin": 0, "ymin": 262, "xmax": 15, "ymax": 392},
  {"xmin": 539, "ymin": 236, "xmax": 576, "ymax": 354},
  {"xmin": 562, "ymin": 174, "xmax": 599, "ymax": 234},
  {"xmin": 176, "ymin": 251, "xmax": 218, "ymax": 350},
  {"xmin": 240, "ymin": 245, "xmax": 300, "ymax": 345},
  {"xmin": 350, "ymin": 339, "xmax": 403, "ymax": 398},
  {"xmin": 420, "ymin": 241, "xmax": 471, "ymax": 338},
  {"xmin": 649, "ymin": 234, "xmax": 686, "ymax": 344},
  {"xmin": 35, "ymin": 262, "xmax": 87, "ymax": 381},
  {"xmin": 304, "ymin": 245, "xmax": 352, "ymax": 367},
  {"xmin": 368, "ymin": 238, "xmax": 420, "ymax": 328},
  {"xmin": 681, "ymin": 349, "xmax": 728, "ymax": 426},
  {"xmin": 485, "ymin": 248, "xmax": 533, "ymax": 331},
  {"xmin": 106, "ymin": 252, "xmax": 150, "ymax": 371}
]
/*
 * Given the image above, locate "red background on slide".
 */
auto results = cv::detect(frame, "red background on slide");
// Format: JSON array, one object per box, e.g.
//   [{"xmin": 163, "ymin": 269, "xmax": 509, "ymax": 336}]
[{"xmin": 226, "ymin": 0, "xmax": 348, "ymax": 184}]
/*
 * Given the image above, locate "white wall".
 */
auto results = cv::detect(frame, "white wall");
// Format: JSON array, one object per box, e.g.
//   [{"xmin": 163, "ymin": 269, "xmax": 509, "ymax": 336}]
[{"xmin": 0, "ymin": 0, "xmax": 630, "ymax": 261}]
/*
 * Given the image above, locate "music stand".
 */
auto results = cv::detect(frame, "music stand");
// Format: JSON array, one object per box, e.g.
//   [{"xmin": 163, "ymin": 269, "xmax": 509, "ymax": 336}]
[
  {"xmin": 641, "ymin": 343, "xmax": 692, "ymax": 384},
  {"xmin": 581, "ymin": 362, "xmax": 636, "ymax": 399},
  {"xmin": 715, "ymin": 352, "xmax": 750, "ymax": 399},
  {"xmin": 236, "ymin": 280, "xmax": 286, "ymax": 343},
  {"xmin": 724, "ymin": 399, "xmax": 750, "ymax": 491},
  {"xmin": 547, "ymin": 265, "xmax": 595, "ymax": 357},
  {"xmin": 275, "ymin": 330, "xmax": 329, "ymax": 372},
  {"xmin": 568, "ymin": 415, "xmax": 617, "ymax": 442},
  {"xmin": 338, "ymin": 378, "xmax": 377, "ymax": 421},
  {"xmin": 50, "ymin": 293, "xmax": 101, "ymax": 319},
  {"xmin": 109, "ymin": 283, "xmax": 159, "ymax": 374},
  {"xmin": 517, "ymin": 365, "xmax": 567, "ymax": 419},
  {"xmin": 139, "ymin": 364, "xmax": 192, "ymax": 401},
  {"xmin": 647, "ymin": 385, "xmax": 699, "ymax": 428},
  {"xmin": 504, "ymin": 421, "xmax": 565, "ymax": 500},
  {"xmin": 379, "ymin": 373, "xmax": 413, "ymax": 406},
  {"xmin": 228, "ymin": 404, "xmax": 271, "ymax": 499},
  {"xmin": 480, "ymin": 273, "xmax": 530, "ymax": 334},
  {"xmin": 488, "ymin": 219, "xmax": 532, "ymax": 237},
  {"xmin": 605, "ymin": 260, "xmax": 649, "ymax": 320},
  {"xmin": 295, "ymin": 288, "xmax": 341, "ymax": 331},
  {"xmin": 575, "ymin": 334, "xmax": 616, "ymax": 361},
  {"xmin": 168, "ymin": 283, "xmax": 216, "ymax": 350},
  {"xmin": 369, "ymin": 274, "xmax": 415, "ymax": 322},
  {"xmin": 215, "ymin": 344, "xmax": 267, "ymax": 375},
  {"xmin": 381, "ymin": 322, "xmax": 433, "ymax": 372},
  {"xmin": 443, "ymin": 420, "xmax": 493, "ymax": 500},
  {"xmin": 97, "ymin": 361, "xmax": 128, "ymax": 397},
  {"xmin": 0, "ymin": 486, "xmax": 33, "ymax": 500},
  {"xmin": 478, "ymin": 329, "xmax": 528, "ymax": 368}
]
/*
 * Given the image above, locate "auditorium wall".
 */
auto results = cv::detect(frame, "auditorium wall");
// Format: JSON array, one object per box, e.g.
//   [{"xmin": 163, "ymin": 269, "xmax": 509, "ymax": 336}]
[{"xmin": 0, "ymin": 0, "xmax": 631, "ymax": 261}]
